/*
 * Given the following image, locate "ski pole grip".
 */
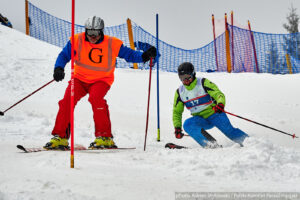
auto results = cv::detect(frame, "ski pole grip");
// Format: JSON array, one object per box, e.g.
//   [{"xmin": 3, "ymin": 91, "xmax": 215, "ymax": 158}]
[{"xmin": 0, "ymin": 111, "xmax": 4, "ymax": 116}]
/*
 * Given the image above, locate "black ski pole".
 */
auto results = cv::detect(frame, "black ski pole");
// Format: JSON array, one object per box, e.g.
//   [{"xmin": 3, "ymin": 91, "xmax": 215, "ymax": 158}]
[
  {"xmin": 0, "ymin": 80, "xmax": 54, "ymax": 116},
  {"xmin": 184, "ymin": 129, "xmax": 218, "ymax": 142},
  {"xmin": 223, "ymin": 109, "xmax": 298, "ymax": 139}
]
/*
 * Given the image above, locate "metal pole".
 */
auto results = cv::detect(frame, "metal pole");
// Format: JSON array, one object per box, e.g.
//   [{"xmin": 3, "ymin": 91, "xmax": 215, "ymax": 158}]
[
  {"xmin": 156, "ymin": 14, "xmax": 160, "ymax": 142},
  {"xmin": 0, "ymin": 80, "xmax": 54, "ymax": 116},
  {"xmin": 224, "ymin": 110, "xmax": 297, "ymax": 139},
  {"xmin": 144, "ymin": 58, "xmax": 154, "ymax": 151},
  {"xmin": 70, "ymin": 0, "xmax": 75, "ymax": 168}
]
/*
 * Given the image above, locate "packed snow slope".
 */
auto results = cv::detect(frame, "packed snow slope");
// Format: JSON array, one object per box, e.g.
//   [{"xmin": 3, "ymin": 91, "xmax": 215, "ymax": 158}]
[{"xmin": 0, "ymin": 25, "xmax": 300, "ymax": 200}]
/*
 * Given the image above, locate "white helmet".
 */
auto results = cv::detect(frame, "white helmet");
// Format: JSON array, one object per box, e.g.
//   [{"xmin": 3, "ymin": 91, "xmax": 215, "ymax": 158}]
[{"xmin": 85, "ymin": 16, "xmax": 104, "ymax": 30}]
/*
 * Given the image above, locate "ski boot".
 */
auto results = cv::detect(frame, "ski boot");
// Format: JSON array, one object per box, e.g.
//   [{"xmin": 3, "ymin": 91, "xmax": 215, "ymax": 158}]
[
  {"xmin": 89, "ymin": 137, "xmax": 117, "ymax": 149},
  {"xmin": 43, "ymin": 135, "xmax": 69, "ymax": 150}
]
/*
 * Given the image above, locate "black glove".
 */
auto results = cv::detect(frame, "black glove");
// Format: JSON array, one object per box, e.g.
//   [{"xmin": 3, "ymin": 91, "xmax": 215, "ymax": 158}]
[
  {"xmin": 212, "ymin": 103, "xmax": 224, "ymax": 113},
  {"xmin": 142, "ymin": 46, "xmax": 157, "ymax": 62},
  {"xmin": 175, "ymin": 127, "xmax": 184, "ymax": 139},
  {"xmin": 53, "ymin": 67, "xmax": 65, "ymax": 82}
]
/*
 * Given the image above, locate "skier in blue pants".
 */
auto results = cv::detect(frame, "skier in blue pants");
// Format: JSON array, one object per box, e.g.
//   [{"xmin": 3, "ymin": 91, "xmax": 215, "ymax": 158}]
[{"xmin": 172, "ymin": 62, "xmax": 248, "ymax": 148}]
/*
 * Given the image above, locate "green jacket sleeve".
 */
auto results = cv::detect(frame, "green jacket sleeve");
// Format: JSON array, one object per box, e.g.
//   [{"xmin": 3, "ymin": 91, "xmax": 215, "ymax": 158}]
[
  {"xmin": 203, "ymin": 78, "xmax": 225, "ymax": 105},
  {"xmin": 172, "ymin": 89, "xmax": 184, "ymax": 128}
]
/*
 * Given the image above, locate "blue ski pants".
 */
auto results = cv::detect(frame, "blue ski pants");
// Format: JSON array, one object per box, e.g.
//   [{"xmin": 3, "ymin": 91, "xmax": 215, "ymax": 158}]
[{"xmin": 183, "ymin": 112, "xmax": 248, "ymax": 147}]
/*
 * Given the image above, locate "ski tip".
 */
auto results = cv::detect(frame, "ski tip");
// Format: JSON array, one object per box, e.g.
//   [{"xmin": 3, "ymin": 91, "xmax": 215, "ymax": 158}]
[
  {"xmin": 16, "ymin": 145, "xmax": 27, "ymax": 152},
  {"xmin": 165, "ymin": 143, "xmax": 187, "ymax": 149}
]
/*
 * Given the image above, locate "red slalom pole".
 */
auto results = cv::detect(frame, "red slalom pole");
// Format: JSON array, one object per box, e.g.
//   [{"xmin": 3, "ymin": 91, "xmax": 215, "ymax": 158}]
[
  {"xmin": 70, "ymin": 0, "xmax": 75, "ymax": 168},
  {"xmin": 144, "ymin": 57, "xmax": 154, "ymax": 151},
  {"xmin": 223, "ymin": 110, "xmax": 298, "ymax": 139},
  {"xmin": 0, "ymin": 80, "xmax": 54, "ymax": 116}
]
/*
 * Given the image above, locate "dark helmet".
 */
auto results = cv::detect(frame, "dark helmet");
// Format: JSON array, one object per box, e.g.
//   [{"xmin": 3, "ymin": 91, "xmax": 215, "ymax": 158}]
[{"xmin": 177, "ymin": 62, "xmax": 196, "ymax": 79}]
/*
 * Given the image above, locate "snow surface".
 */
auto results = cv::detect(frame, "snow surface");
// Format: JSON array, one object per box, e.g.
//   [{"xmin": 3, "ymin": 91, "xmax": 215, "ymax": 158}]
[{"xmin": 0, "ymin": 25, "xmax": 300, "ymax": 200}]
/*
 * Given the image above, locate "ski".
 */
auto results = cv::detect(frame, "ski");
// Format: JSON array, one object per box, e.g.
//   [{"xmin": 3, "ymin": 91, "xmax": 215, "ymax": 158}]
[
  {"xmin": 87, "ymin": 147, "xmax": 136, "ymax": 150},
  {"xmin": 165, "ymin": 142, "xmax": 223, "ymax": 149},
  {"xmin": 17, "ymin": 144, "xmax": 87, "ymax": 153},
  {"xmin": 164, "ymin": 129, "xmax": 218, "ymax": 149},
  {"xmin": 165, "ymin": 143, "xmax": 187, "ymax": 149},
  {"xmin": 16, "ymin": 145, "xmax": 135, "ymax": 153}
]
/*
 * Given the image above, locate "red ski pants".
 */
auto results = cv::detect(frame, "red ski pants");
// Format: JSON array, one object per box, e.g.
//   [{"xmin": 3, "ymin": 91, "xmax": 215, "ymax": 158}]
[{"xmin": 52, "ymin": 78, "xmax": 112, "ymax": 138}]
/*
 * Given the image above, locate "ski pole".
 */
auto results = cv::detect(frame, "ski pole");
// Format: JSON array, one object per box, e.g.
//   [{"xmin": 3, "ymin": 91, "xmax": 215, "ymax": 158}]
[
  {"xmin": 223, "ymin": 109, "xmax": 298, "ymax": 139},
  {"xmin": 144, "ymin": 57, "xmax": 154, "ymax": 151},
  {"xmin": 184, "ymin": 129, "xmax": 217, "ymax": 142},
  {"xmin": 0, "ymin": 79, "xmax": 54, "ymax": 116}
]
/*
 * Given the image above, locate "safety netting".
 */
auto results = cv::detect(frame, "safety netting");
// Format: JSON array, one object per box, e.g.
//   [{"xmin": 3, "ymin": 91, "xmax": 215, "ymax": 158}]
[{"xmin": 28, "ymin": 1, "xmax": 300, "ymax": 74}]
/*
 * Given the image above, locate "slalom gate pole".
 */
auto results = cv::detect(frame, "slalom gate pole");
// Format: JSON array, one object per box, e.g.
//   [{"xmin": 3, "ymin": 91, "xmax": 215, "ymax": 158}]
[
  {"xmin": 70, "ymin": 0, "xmax": 75, "ymax": 168},
  {"xmin": 144, "ymin": 57, "xmax": 154, "ymax": 151},
  {"xmin": 231, "ymin": 11, "xmax": 235, "ymax": 71},
  {"xmin": 223, "ymin": 110, "xmax": 298, "ymax": 139},
  {"xmin": 211, "ymin": 14, "xmax": 219, "ymax": 71},
  {"xmin": 248, "ymin": 20, "xmax": 259, "ymax": 73},
  {"xmin": 0, "ymin": 80, "xmax": 54, "ymax": 116},
  {"xmin": 25, "ymin": 0, "xmax": 30, "ymax": 35},
  {"xmin": 224, "ymin": 13, "xmax": 232, "ymax": 73},
  {"xmin": 156, "ymin": 14, "xmax": 160, "ymax": 142}
]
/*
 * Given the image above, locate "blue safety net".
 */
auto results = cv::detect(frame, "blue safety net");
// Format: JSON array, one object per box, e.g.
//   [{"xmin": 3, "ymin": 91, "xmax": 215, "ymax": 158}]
[{"xmin": 28, "ymin": 2, "xmax": 300, "ymax": 74}]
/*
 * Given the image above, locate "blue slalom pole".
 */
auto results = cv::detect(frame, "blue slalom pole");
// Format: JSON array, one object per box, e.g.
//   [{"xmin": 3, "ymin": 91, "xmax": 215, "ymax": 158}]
[{"xmin": 156, "ymin": 14, "xmax": 160, "ymax": 142}]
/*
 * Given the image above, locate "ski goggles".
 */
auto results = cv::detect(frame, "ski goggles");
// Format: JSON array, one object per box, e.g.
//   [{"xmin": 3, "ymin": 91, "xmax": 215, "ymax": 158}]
[
  {"xmin": 86, "ymin": 29, "xmax": 102, "ymax": 37},
  {"xmin": 179, "ymin": 74, "xmax": 193, "ymax": 82}
]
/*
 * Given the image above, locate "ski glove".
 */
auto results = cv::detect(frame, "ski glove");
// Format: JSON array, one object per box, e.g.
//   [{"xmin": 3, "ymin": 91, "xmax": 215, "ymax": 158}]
[
  {"xmin": 53, "ymin": 67, "xmax": 65, "ymax": 82},
  {"xmin": 213, "ymin": 103, "xmax": 224, "ymax": 113},
  {"xmin": 142, "ymin": 46, "xmax": 157, "ymax": 63},
  {"xmin": 175, "ymin": 127, "xmax": 184, "ymax": 139}
]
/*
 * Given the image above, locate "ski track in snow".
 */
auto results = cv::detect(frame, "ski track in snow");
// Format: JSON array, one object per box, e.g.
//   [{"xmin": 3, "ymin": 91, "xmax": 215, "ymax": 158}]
[{"xmin": 1, "ymin": 25, "xmax": 300, "ymax": 200}]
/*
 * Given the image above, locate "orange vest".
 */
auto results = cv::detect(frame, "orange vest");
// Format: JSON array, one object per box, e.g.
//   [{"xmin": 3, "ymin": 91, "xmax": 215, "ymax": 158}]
[{"xmin": 72, "ymin": 33, "xmax": 123, "ymax": 85}]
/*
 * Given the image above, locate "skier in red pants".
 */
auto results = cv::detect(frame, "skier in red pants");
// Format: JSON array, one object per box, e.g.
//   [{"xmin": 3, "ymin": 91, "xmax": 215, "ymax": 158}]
[{"xmin": 44, "ymin": 16, "xmax": 156, "ymax": 149}]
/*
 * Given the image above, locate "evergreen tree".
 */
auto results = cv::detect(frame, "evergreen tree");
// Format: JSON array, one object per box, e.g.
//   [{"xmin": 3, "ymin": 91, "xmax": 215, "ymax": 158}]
[
  {"xmin": 283, "ymin": 4, "xmax": 300, "ymax": 60},
  {"xmin": 266, "ymin": 41, "xmax": 283, "ymax": 74},
  {"xmin": 283, "ymin": 4, "xmax": 299, "ymax": 33}
]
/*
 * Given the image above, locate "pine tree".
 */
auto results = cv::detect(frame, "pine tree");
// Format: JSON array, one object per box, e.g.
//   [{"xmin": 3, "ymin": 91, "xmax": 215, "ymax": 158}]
[
  {"xmin": 283, "ymin": 4, "xmax": 300, "ymax": 60},
  {"xmin": 266, "ymin": 41, "xmax": 282, "ymax": 74},
  {"xmin": 283, "ymin": 4, "xmax": 299, "ymax": 33}
]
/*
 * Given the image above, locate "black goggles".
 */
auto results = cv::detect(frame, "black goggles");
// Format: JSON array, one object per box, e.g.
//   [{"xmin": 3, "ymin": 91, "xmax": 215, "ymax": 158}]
[
  {"xmin": 179, "ymin": 74, "xmax": 193, "ymax": 82},
  {"xmin": 86, "ymin": 29, "xmax": 102, "ymax": 37}
]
